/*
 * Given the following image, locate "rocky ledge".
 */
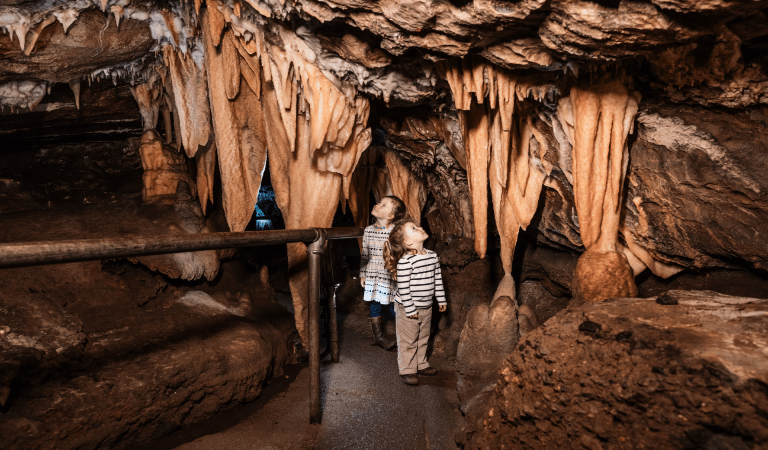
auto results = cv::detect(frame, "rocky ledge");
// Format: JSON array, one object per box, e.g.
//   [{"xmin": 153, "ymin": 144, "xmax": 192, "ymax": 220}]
[{"xmin": 459, "ymin": 290, "xmax": 768, "ymax": 450}]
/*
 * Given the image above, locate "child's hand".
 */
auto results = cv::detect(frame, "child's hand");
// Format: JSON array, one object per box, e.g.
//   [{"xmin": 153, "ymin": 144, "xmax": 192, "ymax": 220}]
[
  {"xmin": 407, "ymin": 313, "xmax": 418, "ymax": 320},
  {"xmin": 360, "ymin": 277, "xmax": 366, "ymax": 288},
  {"xmin": 439, "ymin": 304, "xmax": 447, "ymax": 312}
]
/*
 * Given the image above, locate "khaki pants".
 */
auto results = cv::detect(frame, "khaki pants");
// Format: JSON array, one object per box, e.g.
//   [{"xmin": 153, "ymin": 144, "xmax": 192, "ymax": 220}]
[{"xmin": 395, "ymin": 303, "xmax": 433, "ymax": 375}]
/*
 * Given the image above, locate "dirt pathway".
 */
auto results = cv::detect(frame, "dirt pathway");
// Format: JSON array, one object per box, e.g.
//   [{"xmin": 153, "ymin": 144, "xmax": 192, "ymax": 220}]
[{"xmin": 167, "ymin": 310, "xmax": 462, "ymax": 450}]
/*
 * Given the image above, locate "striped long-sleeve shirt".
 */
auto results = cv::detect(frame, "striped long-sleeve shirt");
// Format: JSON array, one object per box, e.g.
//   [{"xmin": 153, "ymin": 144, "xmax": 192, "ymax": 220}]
[{"xmin": 394, "ymin": 250, "xmax": 446, "ymax": 316}]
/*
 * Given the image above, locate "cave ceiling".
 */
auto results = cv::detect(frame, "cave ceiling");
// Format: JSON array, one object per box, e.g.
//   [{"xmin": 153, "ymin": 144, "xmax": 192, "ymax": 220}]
[
  {"xmin": 1, "ymin": 0, "xmax": 767, "ymax": 108},
  {"xmin": 2, "ymin": 0, "xmax": 768, "ymax": 278}
]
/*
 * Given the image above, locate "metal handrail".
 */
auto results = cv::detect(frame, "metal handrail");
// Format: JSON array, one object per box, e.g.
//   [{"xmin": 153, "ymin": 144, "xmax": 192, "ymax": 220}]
[
  {"xmin": 0, "ymin": 227, "xmax": 362, "ymax": 268},
  {"xmin": 0, "ymin": 226, "xmax": 364, "ymax": 424}
]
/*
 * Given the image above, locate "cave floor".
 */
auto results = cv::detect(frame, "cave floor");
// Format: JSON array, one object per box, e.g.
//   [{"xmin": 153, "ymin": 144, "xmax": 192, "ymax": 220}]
[{"xmin": 164, "ymin": 302, "xmax": 462, "ymax": 450}]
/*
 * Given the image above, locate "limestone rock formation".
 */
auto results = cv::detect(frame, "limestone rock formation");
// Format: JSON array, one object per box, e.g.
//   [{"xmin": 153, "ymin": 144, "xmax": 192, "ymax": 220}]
[
  {"xmin": 129, "ymin": 181, "xmax": 221, "ymax": 281},
  {"xmin": 138, "ymin": 129, "xmax": 196, "ymax": 203},
  {"xmin": 2, "ymin": 0, "xmax": 768, "ymax": 446},
  {"xmin": 460, "ymin": 291, "xmax": 768, "ymax": 449},
  {"xmin": 456, "ymin": 277, "xmax": 540, "ymax": 418}
]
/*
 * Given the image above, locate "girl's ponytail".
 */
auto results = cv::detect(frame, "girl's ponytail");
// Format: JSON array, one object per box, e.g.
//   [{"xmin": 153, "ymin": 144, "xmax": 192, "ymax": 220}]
[{"xmin": 384, "ymin": 219, "xmax": 413, "ymax": 279}]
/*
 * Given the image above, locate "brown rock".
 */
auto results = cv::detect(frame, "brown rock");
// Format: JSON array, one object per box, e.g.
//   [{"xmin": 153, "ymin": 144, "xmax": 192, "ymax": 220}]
[
  {"xmin": 461, "ymin": 291, "xmax": 768, "ymax": 449},
  {"xmin": 572, "ymin": 250, "xmax": 637, "ymax": 303},
  {"xmin": 0, "ymin": 10, "xmax": 154, "ymax": 84}
]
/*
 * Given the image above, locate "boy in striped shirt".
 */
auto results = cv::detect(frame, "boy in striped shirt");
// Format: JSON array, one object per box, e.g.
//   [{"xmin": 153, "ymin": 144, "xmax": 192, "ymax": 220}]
[{"xmin": 383, "ymin": 219, "xmax": 447, "ymax": 385}]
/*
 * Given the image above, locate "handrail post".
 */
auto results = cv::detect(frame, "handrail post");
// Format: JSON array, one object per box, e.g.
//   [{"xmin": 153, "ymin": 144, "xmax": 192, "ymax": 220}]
[
  {"xmin": 307, "ymin": 228, "xmax": 326, "ymax": 424},
  {"xmin": 329, "ymin": 283, "xmax": 341, "ymax": 362}
]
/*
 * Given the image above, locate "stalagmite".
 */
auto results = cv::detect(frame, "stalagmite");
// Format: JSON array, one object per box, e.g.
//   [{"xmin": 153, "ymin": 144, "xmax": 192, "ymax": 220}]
[
  {"xmin": 565, "ymin": 76, "xmax": 641, "ymax": 302},
  {"xmin": 163, "ymin": 44, "xmax": 212, "ymax": 157},
  {"xmin": 382, "ymin": 148, "xmax": 427, "ymax": 223},
  {"xmin": 202, "ymin": 11, "xmax": 266, "ymax": 233}
]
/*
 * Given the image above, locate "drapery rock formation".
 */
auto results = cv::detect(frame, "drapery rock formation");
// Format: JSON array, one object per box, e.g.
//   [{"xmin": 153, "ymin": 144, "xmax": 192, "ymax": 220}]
[
  {"xmin": 3, "ymin": 0, "xmax": 768, "ymax": 287},
  {"xmin": 564, "ymin": 76, "xmax": 640, "ymax": 302}
]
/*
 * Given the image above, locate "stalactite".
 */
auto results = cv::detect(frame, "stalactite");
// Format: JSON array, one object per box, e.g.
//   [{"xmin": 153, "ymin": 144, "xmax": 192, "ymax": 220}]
[
  {"xmin": 267, "ymin": 50, "xmax": 297, "ymax": 153},
  {"xmin": 163, "ymin": 44, "xmax": 211, "ymax": 157},
  {"xmin": 194, "ymin": 1, "xmax": 373, "ymax": 344},
  {"xmin": 383, "ymin": 148, "xmax": 427, "ymax": 223},
  {"xmin": 160, "ymin": 10, "xmax": 181, "ymax": 47},
  {"xmin": 619, "ymin": 200, "xmax": 684, "ymax": 279},
  {"xmin": 207, "ymin": 3, "xmax": 226, "ymax": 47},
  {"xmin": 202, "ymin": 9, "xmax": 266, "ymax": 233},
  {"xmin": 348, "ymin": 146, "xmax": 379, "ymax": 241},
  {"xmin": 460, "ymin": 103, "xmax": 491, "ymax": 259},
  {"xmin": 196, "ymin": 140, "xmax": 217, "ymax": 215},
  {"xmin": 130, "ymin": 78, "xmax": 161, "ymax": 131},
  {"xmin": 262, "ymin": 79, "xmax": 344, "ymax": 346},
  {"xmin": 161, "ymin": 102, "xmax": 172, "ymax": 143},
  {"xmin": 210, "ymin": 15, "xmax": 371, "ymax": 345},
  {"xmin": 441, "ymin": 58, "xmax": 551, "ymax": 286},
  {"xmin": 563, "ymin": 75, "xmax": 641, "ymax": 302},
  {"xmin": 6, "ymin": 13, "xmax": 31, "ymax": 52},
  {"xmin": 371, "ymin": 166, "xmax": 393, "ymax": 203},
  {"xmin": 53, "ymin": 9, "xmax": 79, "ymax": 33},
  {"xmin": 221, "ymin": 30, "xmax": 241, "ymax": 100},
  {"xmin": 23, "ymin": 15, "xmax": 55, "ymax": 56},
  {"xmin": 569, "ymin": 77, "xmax": 639, "ymax": 253},
  {"xmin": 111, "ymin": 5, "xmax": 124, "ymax": 28},
  {"xmin": 68, "ymin": 79, "xmax": 80, "ymax": 110}
]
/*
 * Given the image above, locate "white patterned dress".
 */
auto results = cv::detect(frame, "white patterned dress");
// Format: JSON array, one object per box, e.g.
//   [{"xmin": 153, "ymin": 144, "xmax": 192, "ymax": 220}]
[{"xmin": 360, "ymin": 224, "xmax": 395, "ymax": 305}]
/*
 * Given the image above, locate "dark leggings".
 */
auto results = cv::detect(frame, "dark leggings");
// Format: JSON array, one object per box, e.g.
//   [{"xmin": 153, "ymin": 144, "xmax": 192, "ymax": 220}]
[{"xmin": 369, "ymin": 301, "xmax": 396, "ymax": 318}]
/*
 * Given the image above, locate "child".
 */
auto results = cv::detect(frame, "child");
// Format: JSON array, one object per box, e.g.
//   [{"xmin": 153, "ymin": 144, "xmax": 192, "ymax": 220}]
[
  {"xmin": 360, "ymin": 196, "xmax": 407, "ymax": 350},
  {"xmin": 384, "ymin": 219, "xmax": 447, "ymax": 385}
]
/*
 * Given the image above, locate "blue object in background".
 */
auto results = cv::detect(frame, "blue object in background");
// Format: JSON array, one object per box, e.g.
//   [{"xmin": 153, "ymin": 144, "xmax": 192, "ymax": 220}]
[{"xmin": 252, "ymin": 185, "xmax": 283, "ymax": 230}]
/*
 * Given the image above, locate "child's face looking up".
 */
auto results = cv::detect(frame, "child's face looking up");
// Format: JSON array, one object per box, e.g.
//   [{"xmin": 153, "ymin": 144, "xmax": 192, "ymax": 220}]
[
  {"xmin": 372, "ymin": 198, "xmax": 396, "ymax": 222},
  {"xmin": 403, "ymin": 221, "xmax": 428, "ymax": 250}
]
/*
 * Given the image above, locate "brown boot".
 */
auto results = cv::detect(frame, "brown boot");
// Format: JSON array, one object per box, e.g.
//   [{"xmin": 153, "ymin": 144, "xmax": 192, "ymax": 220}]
[{"xmin": 370, "ymin": 316, "xmax": 396, "ymax": 350}]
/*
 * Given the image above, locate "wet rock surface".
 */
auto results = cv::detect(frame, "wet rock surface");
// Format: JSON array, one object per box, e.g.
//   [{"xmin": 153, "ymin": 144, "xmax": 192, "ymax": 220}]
[{"xmin": 459, "ymin": 290, "xmax": 768, "ymax": 450}]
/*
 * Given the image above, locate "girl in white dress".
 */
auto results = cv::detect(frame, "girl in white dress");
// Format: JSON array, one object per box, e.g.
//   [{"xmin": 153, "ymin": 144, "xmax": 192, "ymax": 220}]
[{"xmin": 360, "ymin": 196, "xmax": 406, "ymax": 350}]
